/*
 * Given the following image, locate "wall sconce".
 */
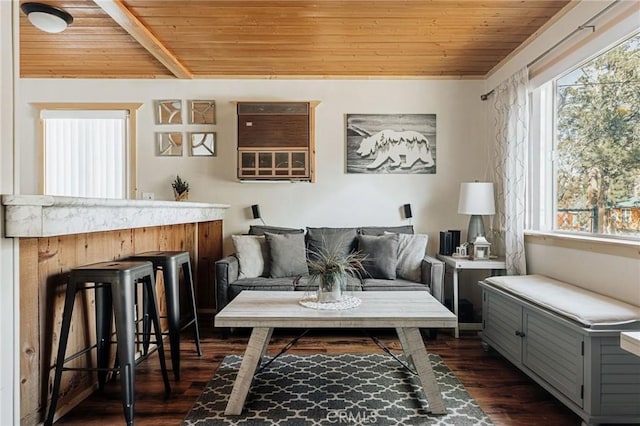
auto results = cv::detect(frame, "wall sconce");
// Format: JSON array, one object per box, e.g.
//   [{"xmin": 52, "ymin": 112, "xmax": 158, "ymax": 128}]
[
  {"xmin": 458, "ymin": 182, "xmax": 495, "ymax": 243},
  {"xmin": 251, "ymin": 204, "xmax": 265, "ymax": 225},
  {"xmin": 20, "ymin": 3, "xmax": 73, "ymax": 34},
  {"xmin": 402, "ymin": 203, "xmax": 413, "ymax": 220}
]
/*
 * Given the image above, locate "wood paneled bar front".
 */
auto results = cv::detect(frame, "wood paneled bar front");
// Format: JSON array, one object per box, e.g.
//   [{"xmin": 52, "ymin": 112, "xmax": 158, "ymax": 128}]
[{"xmin": 1, "ymin": 195, "xmax": 228, "ymax": 425}]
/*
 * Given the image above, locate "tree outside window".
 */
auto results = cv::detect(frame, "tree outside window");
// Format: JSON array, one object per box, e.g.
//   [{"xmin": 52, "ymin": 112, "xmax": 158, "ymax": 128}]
[{"xmin": 555, "ymin": 33, "xmax": 640, "ymax": 237}]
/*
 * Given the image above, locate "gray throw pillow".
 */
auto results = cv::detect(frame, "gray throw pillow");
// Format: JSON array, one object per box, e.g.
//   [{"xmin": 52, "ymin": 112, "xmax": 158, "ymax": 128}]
[
  {"xmin": 385, "ymin": 232, "xmax": 428, "ymax": 282},
  {"xmin": 306, "ymin": 227, "xmax": 358, "ymax": 261},
  {"xmin": 264, "ymin": 232, "xmax": 309, "ymax": 278},
  {"xmin": 357, "ymin": 234, "xmax": 399, "ymax": 279},
  {"xmin": 359, "ymin": 225, "xmax": 414, "ymax": 236},
  {"xmin": 231, "ymin": 235, "xmax": 269, "ymax": 278}
]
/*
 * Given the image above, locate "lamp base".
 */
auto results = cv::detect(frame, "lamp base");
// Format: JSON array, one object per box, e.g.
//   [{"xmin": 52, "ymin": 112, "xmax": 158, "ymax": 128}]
[{"xmin": 467, "ymin": 215, "xmax": 485, "ymax": 243}]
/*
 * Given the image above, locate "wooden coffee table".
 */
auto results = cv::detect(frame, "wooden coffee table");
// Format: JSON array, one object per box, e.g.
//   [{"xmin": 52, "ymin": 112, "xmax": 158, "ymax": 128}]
[{"xmin": 215, "ymin": 291, "xmax": 457, "ymax": 416}]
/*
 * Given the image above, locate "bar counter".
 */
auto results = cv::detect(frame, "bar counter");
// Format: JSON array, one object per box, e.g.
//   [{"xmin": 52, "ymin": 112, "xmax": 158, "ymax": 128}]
[
  {"xmin": 2, "ymin": 194, "xmax": 228, "ymax": 237},
  {"xmin": 2, "ymin": 195, "xmax": 228, "ymax": 425}
]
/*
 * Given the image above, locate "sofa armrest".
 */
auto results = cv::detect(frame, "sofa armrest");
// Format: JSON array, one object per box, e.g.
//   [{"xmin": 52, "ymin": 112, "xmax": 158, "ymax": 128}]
[
  {"xmin": 422, "ymin": 255, "xmax": 445, "ymax": 304},
  {"xmin": 215, "ymin": 254, "xmax": 239, "ymax": 311}
]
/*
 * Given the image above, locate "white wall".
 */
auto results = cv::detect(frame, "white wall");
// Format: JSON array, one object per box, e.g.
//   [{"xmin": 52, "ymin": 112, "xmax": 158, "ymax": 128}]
[
  {"xmin": 17, "ymin": 78, "xmax": 486, "ymax": 254},
  {"xmin": 526, "ymin": 240, "xmax": 640, "ymax": 306}
]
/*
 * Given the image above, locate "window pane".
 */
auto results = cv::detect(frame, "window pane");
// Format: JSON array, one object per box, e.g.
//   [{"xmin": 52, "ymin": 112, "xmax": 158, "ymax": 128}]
[
  {"xmin": 274, "ymin": 152, "xmax": 289, "ymax": 169},
  {"xmin": 554, "ymin": 34, "xmax": 640, "ymax": 237},
  {"xmin": 44, "ymin": 114, "xmax": 127, "ymax": 199}
]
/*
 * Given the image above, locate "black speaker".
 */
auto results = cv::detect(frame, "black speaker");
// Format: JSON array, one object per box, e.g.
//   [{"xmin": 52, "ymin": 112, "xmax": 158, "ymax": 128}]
[
  {"xmin": 448, "ymin": 230, "xmax": 461, "ymax": 251},
  {"xmin": 251, "ymin": 204, "xmax": 261, "ymax": 219},
  {"xmin": 439, "ymin": 231, "xmax": 454, "ymax": 255},
  {"xmin": 403, "ymin": 204, "xmax": 412, "ymax": 219}
]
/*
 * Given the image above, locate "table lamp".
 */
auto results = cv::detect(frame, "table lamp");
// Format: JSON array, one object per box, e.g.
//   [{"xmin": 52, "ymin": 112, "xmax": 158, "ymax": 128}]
[{"xmin": 458, "ymin": 182, "xmax": 495, "ymax": 243}]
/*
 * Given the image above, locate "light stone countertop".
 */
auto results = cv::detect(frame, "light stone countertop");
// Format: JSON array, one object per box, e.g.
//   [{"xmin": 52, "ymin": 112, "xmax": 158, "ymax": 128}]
[{"xmin": 2, "ymin": 194, "xmax": 229, "ymax": 237}]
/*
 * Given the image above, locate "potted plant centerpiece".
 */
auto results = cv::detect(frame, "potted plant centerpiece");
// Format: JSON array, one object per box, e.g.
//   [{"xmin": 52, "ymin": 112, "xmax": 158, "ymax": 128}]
[
  {"xmin": 307, "ymin": 243, "xmax": 366, "ymax": 303},
  {"xmin": 172, "ymin": 175, "xmax": 190, "ymax": 201}
]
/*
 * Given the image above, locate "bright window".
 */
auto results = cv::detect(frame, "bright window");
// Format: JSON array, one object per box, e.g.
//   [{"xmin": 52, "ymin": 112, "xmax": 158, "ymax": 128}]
[
  {"xmin": 43, "ymin": 110, "xmax": 127, "ymax": 199},
  {"xmin": 36, "ymin": 103, "xmax": 141, "ymax": 199},
  {"xmin": 531, "ymin": 33, "xmax": 640, "ymax": 239}
]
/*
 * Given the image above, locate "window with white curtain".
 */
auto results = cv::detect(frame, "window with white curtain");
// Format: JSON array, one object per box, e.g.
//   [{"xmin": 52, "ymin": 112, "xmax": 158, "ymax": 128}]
[{"xmin": 41, "ymin": 109, "xmax": 129, "ymax": 199}]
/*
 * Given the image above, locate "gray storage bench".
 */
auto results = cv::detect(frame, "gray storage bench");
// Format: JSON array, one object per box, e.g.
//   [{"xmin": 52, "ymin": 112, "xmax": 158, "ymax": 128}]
[{"xmin": 480, "ymin": 274, "xmax": 640, "ymax": 426}]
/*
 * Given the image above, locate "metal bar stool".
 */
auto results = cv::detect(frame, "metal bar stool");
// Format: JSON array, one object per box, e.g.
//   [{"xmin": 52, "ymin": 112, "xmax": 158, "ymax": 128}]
[
  {"xmin": 45, "ymin": 261, "xmax": 171, "ymax": 426},
  {"xmin": 128, "ymin": 251, "xmax": 202, "ymax": 381}
]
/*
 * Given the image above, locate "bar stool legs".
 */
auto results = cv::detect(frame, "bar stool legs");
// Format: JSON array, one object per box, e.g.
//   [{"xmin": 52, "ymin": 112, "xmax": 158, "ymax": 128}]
[
  {"xmin": 95, "ymin": 282, "xmax": 112, "ymax": 390},
  {"xmin": 129, "ymin": 251, "xmax": 202, "ymax": 381},
  {"xmin": 45, "ymin": 261, "xmax": 170, "ymax": 426}
]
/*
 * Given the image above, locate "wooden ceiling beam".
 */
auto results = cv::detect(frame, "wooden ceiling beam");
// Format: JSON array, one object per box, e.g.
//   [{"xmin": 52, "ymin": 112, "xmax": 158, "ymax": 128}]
[{"xmin": 93, "ymin": 0, "xmax": 192, "ymax": 79}]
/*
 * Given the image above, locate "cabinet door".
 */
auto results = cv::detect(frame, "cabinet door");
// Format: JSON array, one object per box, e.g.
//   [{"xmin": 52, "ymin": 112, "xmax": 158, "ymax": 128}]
[
  {"xmin": 522, "ymin": 309, "xmax": 584, "ymax": 407},
  {"xmin": 483, "ymin": 289, "xmax": 522, "ymax": 363}
]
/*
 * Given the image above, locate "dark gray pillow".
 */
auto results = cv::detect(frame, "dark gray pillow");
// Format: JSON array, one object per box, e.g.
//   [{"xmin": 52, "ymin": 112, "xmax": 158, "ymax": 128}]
[
  {"xmin": 264, "ymin": 232, "xmax": 309, "ymax": 278},
  {"xmin": 249, "ymin": 225, "xmax": 304, "ymax": 236},
  {"xmin": 357, "ymin": 234, "xmax": 399, "ymax": 279},
  {"xmin": 306, "ymin": 227, "xmax": 358, "ymax": 261},
  {"xmin": 359, "ymin": 225, "xmax": 414, "ymax": 236}
]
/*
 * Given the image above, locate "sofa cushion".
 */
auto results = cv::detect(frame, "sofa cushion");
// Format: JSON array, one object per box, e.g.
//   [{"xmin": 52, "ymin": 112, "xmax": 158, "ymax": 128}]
[
  {"xmin": 265, "ymin": 232, "xmax": 309, "ymax": 278},
  {"xmin": 306, "ymin": 227, "xmax": 358, "ymax": 261},
  {"xmin": 385, "ymin": 232, "xmax": 428, "ymax": 282},
  {"xmin": 357, "ymin": 234, "xmax": 399, "ymax": 279},
  {"xmin": 249, "ymin": 225, "xmax": 304, "ymax": 235},
  {"xmin": 229, "ymin": 277, "xmax": 296, "ymax": 300},
  {"xmin": 359, "ymin": 225, "xmax": 414, "ymax": 236},
  {"xmin": 231, "ymin": 235, "xmax": 269, "ymax": 278},
  {"xmin": 362, "ymin": 278, "xmax": 429, "ymax": 291}
]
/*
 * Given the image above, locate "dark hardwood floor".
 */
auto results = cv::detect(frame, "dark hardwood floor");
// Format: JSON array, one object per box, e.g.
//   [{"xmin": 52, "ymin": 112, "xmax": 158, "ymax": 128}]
[{"xmin": 53, "ymin": 327, "xmax": 582, "ymax": 425}]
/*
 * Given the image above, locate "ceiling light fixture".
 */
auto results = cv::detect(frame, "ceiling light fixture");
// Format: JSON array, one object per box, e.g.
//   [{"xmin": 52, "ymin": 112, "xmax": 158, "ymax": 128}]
[{"xmin": 20, "ymin": 2, "xmax": 73, "ymax": 34}]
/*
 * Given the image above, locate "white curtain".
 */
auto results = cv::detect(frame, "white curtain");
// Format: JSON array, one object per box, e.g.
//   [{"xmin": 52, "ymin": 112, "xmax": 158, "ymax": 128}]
[{"xmin": 488, "ymin": 67, "xmax": 529, "ymax": 275}]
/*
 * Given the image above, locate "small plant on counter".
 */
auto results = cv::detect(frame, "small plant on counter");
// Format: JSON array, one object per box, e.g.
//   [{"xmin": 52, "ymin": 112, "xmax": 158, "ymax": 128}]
[{"xmin": 171, "ymin": 175, "xmax": 190, "ymax": 201}]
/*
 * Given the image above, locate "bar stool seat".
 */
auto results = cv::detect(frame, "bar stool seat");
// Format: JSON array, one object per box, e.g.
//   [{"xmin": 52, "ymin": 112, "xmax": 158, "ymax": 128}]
[
  {"xmin": 45, "ymin": 261, "xmax": 171, "ymax": 426},
  {"xmin": 128, "ymin": 251, "xmax": 202, "ymax": 381}
]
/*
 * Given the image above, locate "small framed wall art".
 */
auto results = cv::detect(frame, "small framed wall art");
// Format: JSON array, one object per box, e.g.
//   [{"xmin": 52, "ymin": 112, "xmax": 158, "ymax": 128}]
[
  {"xmin": 155, "ymin": 100, "xmax": 182, "ymax": 124},
  {"xmin": 156, "ymin": 132, "xmax": 183, "ymax": 156},
  {"xmin": 189, "ymin": 100, "xmax": 216, "ymax": 124},
  {"xmin": 189, "ymin": 132, "xmax": 216, "ymax": 156}
]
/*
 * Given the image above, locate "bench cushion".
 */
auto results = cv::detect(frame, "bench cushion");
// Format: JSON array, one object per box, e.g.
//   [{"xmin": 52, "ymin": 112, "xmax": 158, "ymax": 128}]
[{"xmin": 485, "ymin": 274, "xmax": 640, "ymax": 327}]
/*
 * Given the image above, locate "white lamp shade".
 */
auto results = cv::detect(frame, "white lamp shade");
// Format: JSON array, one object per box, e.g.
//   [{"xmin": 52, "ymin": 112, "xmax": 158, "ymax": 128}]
[{"xmin": 458, "ymin": 182, "xmax": 495, "ymax": 215}]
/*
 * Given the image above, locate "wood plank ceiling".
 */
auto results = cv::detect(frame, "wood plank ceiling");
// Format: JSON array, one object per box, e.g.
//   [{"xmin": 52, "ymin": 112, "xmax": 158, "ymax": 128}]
[{"xmin": 19, "ymin": 0, "xmax": 572, "ymax": 79}]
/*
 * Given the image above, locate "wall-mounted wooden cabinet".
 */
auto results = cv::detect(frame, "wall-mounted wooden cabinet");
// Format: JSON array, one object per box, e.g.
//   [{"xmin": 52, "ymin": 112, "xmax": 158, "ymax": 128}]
[{"xmin": 236, "ymin": 101, "xmax": 318, "ymax": 181}]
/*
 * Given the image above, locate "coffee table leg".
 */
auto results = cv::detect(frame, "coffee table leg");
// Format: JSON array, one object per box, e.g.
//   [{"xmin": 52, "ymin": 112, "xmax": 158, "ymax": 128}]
[
  {"xmin": 225, "ymin": 327, "xmax": 273, "ymax": 415},
  {"xmin": 398, "ymin": 327, "xmax": 446, "ymax": 415},
  {"xmin": 396, "ymin": 328, "xmax": 414, "ymax": 367}
]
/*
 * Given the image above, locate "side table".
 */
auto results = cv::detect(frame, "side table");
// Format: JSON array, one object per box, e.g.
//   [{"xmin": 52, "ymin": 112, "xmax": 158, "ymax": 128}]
[{"xmin": 436, "ymin": 254, "xmax": 506, "ymax": 338}]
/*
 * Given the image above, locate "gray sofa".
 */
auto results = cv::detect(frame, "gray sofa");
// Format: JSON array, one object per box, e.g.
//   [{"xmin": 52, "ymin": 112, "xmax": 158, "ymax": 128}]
[{"xmin": 215, "ymin": 225, "xmax": 445, "ymax": 314}]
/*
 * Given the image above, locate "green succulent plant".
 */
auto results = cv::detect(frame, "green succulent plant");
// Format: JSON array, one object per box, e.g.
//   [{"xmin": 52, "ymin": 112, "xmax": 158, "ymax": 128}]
[{"xmin": 171, "ymin": 175, "xmax": 189, "ymax": 194}]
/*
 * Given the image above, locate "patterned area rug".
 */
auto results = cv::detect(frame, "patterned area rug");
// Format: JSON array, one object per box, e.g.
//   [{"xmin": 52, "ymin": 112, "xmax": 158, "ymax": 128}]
[{"xmin": 183, "ymin": 353, "xmax": 493, "ymax": 425}]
